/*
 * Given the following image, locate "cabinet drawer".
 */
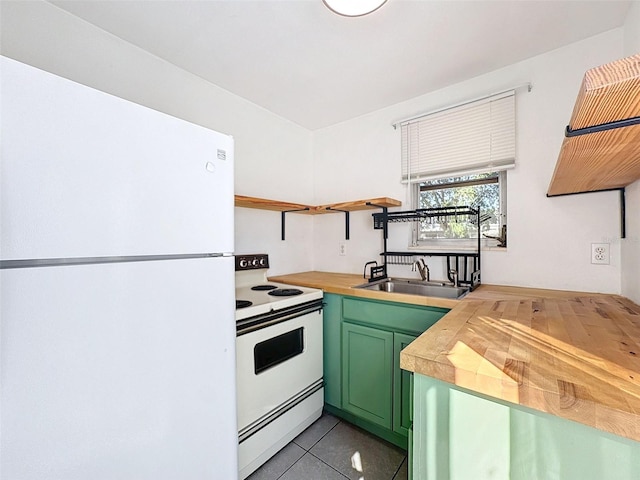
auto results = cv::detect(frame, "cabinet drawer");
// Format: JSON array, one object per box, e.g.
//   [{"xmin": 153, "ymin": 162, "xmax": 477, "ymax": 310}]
[{"xmin": 342, "ymin": 296, "xmax": 448, "ymax": 335}]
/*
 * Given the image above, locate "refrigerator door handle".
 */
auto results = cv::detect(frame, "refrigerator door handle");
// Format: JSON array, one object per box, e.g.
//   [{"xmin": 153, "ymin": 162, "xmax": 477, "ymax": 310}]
[{"xmin": 0, "ymin": 252, "xmax": 233, "ymax": 270}]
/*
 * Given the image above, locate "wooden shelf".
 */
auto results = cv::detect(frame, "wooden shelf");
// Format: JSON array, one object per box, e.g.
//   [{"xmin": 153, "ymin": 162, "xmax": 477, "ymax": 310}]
[
  {"xmin": 315, "ymin": 197, "xmax": 401, "ymax": 213},
  {"xmin": 234, "ymin": 195, "xmax": 317, "ymax": 214},
  {"xmin": 547, "ymin": 54, "xmax": 640, "ymax": 196},
  {"xmin": 235, "ymin": 195, "xmax": 401, "ymax": 240},
  {"xmin": 234, "ymin": 195, "xmax": 400, "ymax": 214}
]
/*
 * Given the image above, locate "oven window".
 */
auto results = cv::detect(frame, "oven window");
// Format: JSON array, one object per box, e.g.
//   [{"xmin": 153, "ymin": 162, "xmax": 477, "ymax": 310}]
[{"xmin": 254, "ymin": 327, "xmax": 304, "ymax": 374}]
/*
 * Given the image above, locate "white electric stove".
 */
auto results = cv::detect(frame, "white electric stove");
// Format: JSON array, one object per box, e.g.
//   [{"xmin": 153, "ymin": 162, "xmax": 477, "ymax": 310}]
[
  {"xmin": 235, "ymin": 256, "xmax": 323, "ymax": 322},
  {"xmin": 234, "ymin": 254, "xmax": 324, "ymax": 479}
]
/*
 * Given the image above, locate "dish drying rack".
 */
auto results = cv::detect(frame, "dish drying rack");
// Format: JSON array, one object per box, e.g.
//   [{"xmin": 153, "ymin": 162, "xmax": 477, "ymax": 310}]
[{"xmin": 370, "ymin": 206, "xmax": 481, "ymax": 288}]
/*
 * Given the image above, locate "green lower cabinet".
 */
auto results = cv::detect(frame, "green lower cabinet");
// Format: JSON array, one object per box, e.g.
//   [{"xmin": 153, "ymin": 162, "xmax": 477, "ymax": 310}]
[
  {"xmin": 342, "ymin": 322, "xmax": 394, "ymax": 428},
  {"xmin": 322, "ymin": 294, "xmax": 448, "ymax": 452},
  {"xmin": 412, "ymin": 374, "xmax": 640, "ymax": 480}
]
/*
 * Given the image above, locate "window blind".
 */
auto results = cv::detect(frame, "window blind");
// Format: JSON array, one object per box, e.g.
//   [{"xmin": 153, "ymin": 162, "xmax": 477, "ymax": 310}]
[{"xmin": 401, "ymin": 90, "xmax": 515, "ymax": 183}]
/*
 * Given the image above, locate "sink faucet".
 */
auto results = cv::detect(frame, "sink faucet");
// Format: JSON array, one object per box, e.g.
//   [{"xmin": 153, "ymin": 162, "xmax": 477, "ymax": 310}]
[
  {"xmin": 412, "ymin": 259, "xmax": 430, "ymax": 281},
  {"xmin": 449, "ymin": 269, "xmax": 459, "ymax": 287}
]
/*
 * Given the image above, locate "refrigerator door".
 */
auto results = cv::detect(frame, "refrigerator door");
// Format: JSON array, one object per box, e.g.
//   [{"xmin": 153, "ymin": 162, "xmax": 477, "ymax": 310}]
[
  {"xmin": 0, "ymin": 257, "xmax": 237, "ymax": 480},
  {"xmin": 0, "ymin": 56, "xmax": 233, "ymax": 260}
]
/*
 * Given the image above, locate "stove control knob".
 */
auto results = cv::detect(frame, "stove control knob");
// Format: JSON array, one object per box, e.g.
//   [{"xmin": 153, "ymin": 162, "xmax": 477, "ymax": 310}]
[
  {"xmin": 239, "ymin": 258, "xmax": 248, "ymax": 268},
  {"xmin": 259, "ymin": 257, "xmax": 267, "ymax": 267},
  {"xmin": 251, "ymin": 258, "xmax": 260, "ymax": 267}
]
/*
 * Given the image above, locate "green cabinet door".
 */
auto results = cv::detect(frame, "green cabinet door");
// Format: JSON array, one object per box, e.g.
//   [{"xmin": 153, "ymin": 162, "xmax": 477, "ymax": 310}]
[
  {"xmin": 323, "ymin": 293, "xmax": 342, "ymax": 408},
  {"xmin": 393, "ymin": 332, "xmax": 417, "ymax": 437},
  {"xmin": 342, "ymin": 322, "xmax": 394, "ymax": 429}
]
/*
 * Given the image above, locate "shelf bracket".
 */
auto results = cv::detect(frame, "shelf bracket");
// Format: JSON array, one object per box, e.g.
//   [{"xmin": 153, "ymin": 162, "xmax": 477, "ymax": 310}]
[
  {"xmin": 621, "ymin": 188, "xmax": 626, "ymax": 239},
  {"xmin": 280, "ymin": 208, "xmax": 309, "ymax": 240},
  {"xmin": 325, "ymin": 207, "xmax": 350, "ymax": 240},
  {"xmin": 565, "ymin": 116, "xmax": 640, "ymax": 137},
  {"xmin": 547, "ymin": 188, "xmax": 626, "ymax": 239}
]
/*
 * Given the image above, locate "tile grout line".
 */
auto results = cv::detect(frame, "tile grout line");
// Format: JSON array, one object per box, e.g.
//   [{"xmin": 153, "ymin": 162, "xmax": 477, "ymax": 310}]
[
  {"xmin": 305, "ymin": 450, "xmax": 350, "ymax": 480},
  {"xmin": 312, "ymin": 418, "xmax": 407, "ymax": 480},
  {"xmin": 390, "ymin": 456, "xmax": 407, "ymax": 480},
  {"xmin": 276, "ymin": 416, "xmax": 344, "ymax": 480},
  {"xmin": 265, "ymin": 414, "xmax": 406, "ymax": 480},
  {"xmin": 292, "ymin": 415, "xmax": 342, "ymax": 452}
]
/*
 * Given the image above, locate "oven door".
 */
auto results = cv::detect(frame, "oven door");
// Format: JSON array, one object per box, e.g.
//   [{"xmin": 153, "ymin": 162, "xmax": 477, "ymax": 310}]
[{"xmin": 236, "ymin": 301, "xmax": 323, "ymax": 436}]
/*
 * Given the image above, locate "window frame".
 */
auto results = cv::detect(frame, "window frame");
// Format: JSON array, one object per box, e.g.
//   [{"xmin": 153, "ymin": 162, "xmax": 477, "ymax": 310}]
[{"xmin": 410, "ymin": 171, "xmax": 507, "ymax": 249}]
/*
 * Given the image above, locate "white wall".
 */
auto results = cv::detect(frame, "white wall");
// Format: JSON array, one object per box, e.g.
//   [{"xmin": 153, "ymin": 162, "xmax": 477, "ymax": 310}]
[
  {"xmin": 2, "ymin": 1, "xmax": 637, "ymax": 290},
  {"xmin": 621, "ymin": 1, "xmax": 640, "ymax": 304},
  {"xmin": 312, "ymin": 29, "xmax": 625, "ymax": 293},
  {"xmin": 0, "ymin": 0, "xmax": 315, "ymax": 275}
]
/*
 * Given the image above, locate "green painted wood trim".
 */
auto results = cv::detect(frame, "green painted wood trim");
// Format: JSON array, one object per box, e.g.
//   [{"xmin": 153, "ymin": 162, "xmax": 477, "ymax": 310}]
[
  {"xmin": 323, "ymin": 293, "xmax": 342, "ymax": 408},
  {"xmin": 412, "ymin": 372, "xmax": 450, "ymax": 479},
  {"xmin": 408, "ymin": 424, "xmax": 414, "ymax": 480},
  {"xmin": 342, "ymin": 296, "xmax": 448, "ymax": 335},
  {"xmin": 412, "ymin": 374, "xmax": 640, "ymax": 480},
  {"xmin": 393, "ymin": 332, "xmax": 417, "ymax": 437}
]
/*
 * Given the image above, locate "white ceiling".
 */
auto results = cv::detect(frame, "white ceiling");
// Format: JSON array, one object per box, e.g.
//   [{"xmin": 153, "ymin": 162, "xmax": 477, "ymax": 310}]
[{"xmin": 50, "ymin": 0, "xmax": 631, "ymax": 130}]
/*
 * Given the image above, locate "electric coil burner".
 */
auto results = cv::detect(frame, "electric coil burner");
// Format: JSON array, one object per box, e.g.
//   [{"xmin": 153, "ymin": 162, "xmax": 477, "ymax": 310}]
[
  {"xmin": 234, "ymin": 254, "xmax": 324, "ymax": 479},
  {"xmin": 251, "ymin": 285, "xmax": 278, "ymax": 291},
  {"xmin": 268, "ymin": 288, "xmax": 303, "ymax": 297},
  {"xmin": 236, "ymin": 300, "xmax": 253, "ymax": 309}
]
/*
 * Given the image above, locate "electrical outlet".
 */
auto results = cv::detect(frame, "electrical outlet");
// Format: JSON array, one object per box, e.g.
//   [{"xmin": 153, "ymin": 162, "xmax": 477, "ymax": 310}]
[
  {"xmin": 339, "ymin": 242, "xmax": 347, "ymax": 256},
  {"xmin": 591, "ymin": 243, "xmax": 610, "ymax": 265}
]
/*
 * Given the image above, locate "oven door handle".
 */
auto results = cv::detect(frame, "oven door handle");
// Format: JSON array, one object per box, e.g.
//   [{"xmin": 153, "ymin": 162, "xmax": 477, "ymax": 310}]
[{"xmin": 236, "ymin": 299, "xmax": 323, "ymax": 336}]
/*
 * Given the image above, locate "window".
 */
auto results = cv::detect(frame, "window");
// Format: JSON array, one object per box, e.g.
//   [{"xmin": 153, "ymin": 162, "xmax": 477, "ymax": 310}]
[{"xmin": 412, "ymin": 172, "xmax": 506, "ymax": 247}]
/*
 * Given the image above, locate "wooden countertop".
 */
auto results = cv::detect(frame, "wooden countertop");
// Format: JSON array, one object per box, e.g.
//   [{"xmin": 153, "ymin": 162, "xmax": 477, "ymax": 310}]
[
  {"xmin": 402, "ymin": 284, "xmax": 640, "ymax": 442},
  {"xmin": 270, "ymin": 272, "xmax": 640, "ymax": 443}
]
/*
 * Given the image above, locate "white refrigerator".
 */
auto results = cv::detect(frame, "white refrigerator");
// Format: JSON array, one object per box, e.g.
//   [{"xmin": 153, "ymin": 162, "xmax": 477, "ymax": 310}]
[{"xmin": 0, "ymin": 56, "xmax": 238, "ymax": 479}]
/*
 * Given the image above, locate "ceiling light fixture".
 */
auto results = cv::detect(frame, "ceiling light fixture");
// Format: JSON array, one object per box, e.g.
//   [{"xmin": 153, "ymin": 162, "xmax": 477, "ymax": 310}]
[{"xmin": 323, "ymin": 0, "xmax": 388, "ymax": 17}]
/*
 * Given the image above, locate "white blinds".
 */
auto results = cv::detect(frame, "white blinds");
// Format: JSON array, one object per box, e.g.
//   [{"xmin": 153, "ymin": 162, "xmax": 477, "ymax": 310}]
[{"xmin": 401, "ymin": 91, "xmax": 516, "ymax": 183}]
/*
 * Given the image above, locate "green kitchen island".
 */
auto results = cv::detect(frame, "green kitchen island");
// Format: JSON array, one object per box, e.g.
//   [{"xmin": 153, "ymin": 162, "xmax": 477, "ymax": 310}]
[{"xmin": 402, "ymin": 285, "xmax": 640, "ymax": 480}]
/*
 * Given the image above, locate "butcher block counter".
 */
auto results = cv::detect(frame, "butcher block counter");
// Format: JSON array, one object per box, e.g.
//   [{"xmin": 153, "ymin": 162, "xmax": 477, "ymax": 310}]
[{"xmin": 269, "ymin": 271, "xmax": 640, "ymax": 444}]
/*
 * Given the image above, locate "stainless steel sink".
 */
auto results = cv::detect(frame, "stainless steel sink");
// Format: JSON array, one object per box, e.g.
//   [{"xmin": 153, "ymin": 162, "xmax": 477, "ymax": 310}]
[{"xmin": 355, "ymin": 277, "xmax": 470, "ymax": 299}]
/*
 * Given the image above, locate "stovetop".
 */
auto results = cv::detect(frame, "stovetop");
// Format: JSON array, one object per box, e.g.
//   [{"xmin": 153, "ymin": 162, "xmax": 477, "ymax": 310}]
[{"xmin": 235, "ymin": 254, "xmax": 322, "ymax": 321}]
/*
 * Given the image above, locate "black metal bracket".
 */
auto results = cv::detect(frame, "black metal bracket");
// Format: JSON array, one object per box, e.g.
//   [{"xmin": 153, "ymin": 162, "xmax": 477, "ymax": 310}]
[
  {"xmin": 621, "ymin": 188, "xmax": 626, "ymax": 239},
  {"xmin": 280, "ymin": 208, "xmax": 309, "ymax": 240},
  {"xmin": 554, "ymin": 113, "xmax": 638, "ymax": 239},
  {"xmin": 325, "ymin": 207, "xmax": 350, "ymax": 240},
  {"xmin": 547, "ymin": 188, "xmax": 626, "ymax": 239},
  {"xmin": 565, "ymin": 116, "xmax": 640, "ymax": 137}
]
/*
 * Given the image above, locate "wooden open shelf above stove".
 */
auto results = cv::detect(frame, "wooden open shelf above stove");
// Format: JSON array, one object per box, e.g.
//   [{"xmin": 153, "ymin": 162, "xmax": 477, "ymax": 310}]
[
  {"xmin": 234, "ymin": 195, "xmax": 402, "ymax": 240},
  {"xmin": 547, "ymin": 54, "xmax": 640, "ymax": 197}
]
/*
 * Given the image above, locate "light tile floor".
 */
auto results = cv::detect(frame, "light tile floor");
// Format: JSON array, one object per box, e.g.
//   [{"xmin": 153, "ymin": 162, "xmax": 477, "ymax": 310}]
[{"xmin": 247, "ymin": 412, "xmax": 408, "ymax": 480}]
